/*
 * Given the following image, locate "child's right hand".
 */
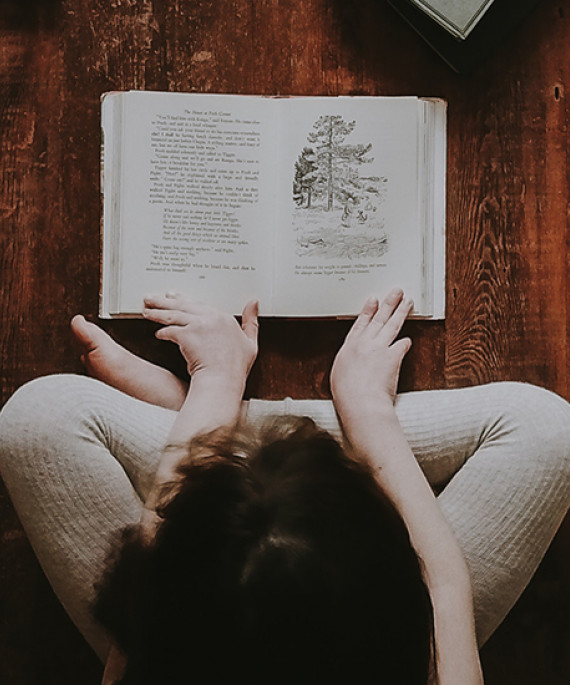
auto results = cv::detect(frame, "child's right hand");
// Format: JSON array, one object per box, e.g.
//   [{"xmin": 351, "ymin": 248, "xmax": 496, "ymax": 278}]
[{"xmin": 142, "ymin": 293, "xmax": 259, "ymax": 389}]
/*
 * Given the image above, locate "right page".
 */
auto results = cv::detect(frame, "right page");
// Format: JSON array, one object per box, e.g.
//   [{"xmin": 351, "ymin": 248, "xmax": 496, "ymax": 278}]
[{"xmin": 271, "ymin": 96, "xmax": 440, "ymax": 317}]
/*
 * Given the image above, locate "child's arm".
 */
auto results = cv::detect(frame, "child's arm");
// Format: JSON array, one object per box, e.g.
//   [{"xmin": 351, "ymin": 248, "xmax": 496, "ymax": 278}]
[
  {"xmin": 141, "ymin": 293, "xmax": 259, "ymax": 506},
  {"xmin": 330, "ymin": 289, "xmax": 483, "ymax": 685},
  {"xmin": 101, "ymin": 294, "xmax": 259, "ymax": 685}
]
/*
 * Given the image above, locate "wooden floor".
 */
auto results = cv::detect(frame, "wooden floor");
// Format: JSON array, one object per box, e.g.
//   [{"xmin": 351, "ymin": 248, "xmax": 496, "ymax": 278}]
[{"xmin": 1, "ymin": 0, "xmax": 569, "ymax": 682}]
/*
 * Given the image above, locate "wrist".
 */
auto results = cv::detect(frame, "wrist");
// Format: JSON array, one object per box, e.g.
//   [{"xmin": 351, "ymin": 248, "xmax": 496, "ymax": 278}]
[
  {"xmin": 190, "ymin": 368, "xmax": 247, "ymax": 397},
  {"xmin": 334, "ymin": 392, "xmax": 396, "ymax": 425},
  {"xmin": 336, "ymin": 401, "xmax": 401, "ymax": 448}
]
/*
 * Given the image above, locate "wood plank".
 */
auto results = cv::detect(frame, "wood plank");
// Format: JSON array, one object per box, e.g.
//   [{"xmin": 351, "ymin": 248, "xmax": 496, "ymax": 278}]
[{"xmin": 0, "ymin": 0, "xmax": 569, "ymax": 682}]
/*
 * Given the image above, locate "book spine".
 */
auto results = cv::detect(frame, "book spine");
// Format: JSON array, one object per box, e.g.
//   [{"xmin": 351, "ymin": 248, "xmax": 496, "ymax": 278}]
[{"xmin": 100, "ymin": 92, "xmax": 123, "ymax": 318}]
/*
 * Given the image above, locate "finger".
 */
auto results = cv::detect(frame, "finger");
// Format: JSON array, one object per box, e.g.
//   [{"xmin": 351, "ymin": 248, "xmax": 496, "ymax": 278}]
[
  {"xmin": 143, "ymin": 294, "xmax": 207, "ymax": 314},
  {"xmin": 143, "ymin": 307, "xmax": 193, "ymax": 327},
  {"xmin": 241, "ymin": 300, "xmax": 259, "ymax": 341},
  {"xmin": 371, "ymin": 287, "xmax": 404, "ymax": 327},
  {"xmin": 376, "ymin": 297, "xmax": 414, "ymax": 344},
  {"xmin": 144, "ymin": 294, "xmax": 180, "ymax": 310},
  {"xmin": 347, "ymin": 296, "xmax": 379, "ymax": 338}
]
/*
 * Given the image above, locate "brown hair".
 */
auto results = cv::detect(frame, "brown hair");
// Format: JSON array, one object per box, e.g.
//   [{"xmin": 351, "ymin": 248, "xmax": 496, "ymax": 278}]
[{"xmin": 94, "ymin": 416, "xmax": 434, "ymax": 684}]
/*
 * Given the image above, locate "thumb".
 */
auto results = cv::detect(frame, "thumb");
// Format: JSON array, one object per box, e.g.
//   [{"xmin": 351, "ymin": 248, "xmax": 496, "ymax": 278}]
[
  {"xmin": 392, "ymin": 336, "xmax": 412, "ymax": 363},
  {"xmin": 241, "ymin": 300, "xmax": 259, "ymax": 341},
  {"xmin": 155, "ymin": 325, "xmax": 180, "ymax": 344},
  {"xmin": 388, "ymin": 338, "xmax": 412, "ymax": 393}
]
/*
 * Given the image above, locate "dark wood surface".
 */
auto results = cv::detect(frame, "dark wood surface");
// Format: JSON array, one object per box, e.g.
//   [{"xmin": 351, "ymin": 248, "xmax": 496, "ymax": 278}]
[{"xmin": 1, "ymin": 0, "xmax": 569, "ymax": 682}]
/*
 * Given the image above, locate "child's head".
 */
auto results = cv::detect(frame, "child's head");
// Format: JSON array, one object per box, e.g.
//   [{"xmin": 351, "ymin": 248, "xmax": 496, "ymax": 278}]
[{"xmin": 95, "ymin": 416, "xmax": 434, "ymax": 684}]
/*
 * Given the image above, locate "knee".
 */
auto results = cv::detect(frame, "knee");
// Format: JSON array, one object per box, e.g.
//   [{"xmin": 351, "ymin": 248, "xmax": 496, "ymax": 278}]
[
  {"xmin": 485, "ymin": 381, "xmax": 570, "ymax": 479},
  {"xmin": 0, "ymin": 374, "xmax": 101, "ymax": 470},
  {"xmin": 1, "ymin": 373, "xmax": 93, "ymax": 421},
  {"xmin": 487, "ymin": 381, "xmax": 570, "ymax": 433}
]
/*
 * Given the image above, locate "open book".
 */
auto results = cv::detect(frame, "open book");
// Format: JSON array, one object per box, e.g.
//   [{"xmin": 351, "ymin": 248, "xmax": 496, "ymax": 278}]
[{"xmin": 101, "ymin": 91, "xmax": 446, "ymax": 318}]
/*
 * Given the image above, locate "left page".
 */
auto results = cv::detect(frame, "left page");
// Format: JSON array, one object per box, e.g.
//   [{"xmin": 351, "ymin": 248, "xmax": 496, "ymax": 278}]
[{"xmin": 101, "ymin": 91, "xmax": 276, "ymax": 317}]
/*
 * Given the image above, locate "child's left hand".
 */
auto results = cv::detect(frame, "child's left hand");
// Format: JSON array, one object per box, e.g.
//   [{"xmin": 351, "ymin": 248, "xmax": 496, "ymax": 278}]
[{"xmin": 330, "ymin": 288, "xmax": 413, "ymax": 424}]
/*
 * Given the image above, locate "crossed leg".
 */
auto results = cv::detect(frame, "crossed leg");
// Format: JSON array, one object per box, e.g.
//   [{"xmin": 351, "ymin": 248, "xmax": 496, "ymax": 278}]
[{"xmin": 1, "ymin": 320, "xmax": 569, "ymax": 659}]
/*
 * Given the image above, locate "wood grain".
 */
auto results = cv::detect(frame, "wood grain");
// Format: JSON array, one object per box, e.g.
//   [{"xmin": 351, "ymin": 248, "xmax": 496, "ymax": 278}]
[{"xmin": 1, "ymin": 0, "xmax": 569, "ymax": 682}]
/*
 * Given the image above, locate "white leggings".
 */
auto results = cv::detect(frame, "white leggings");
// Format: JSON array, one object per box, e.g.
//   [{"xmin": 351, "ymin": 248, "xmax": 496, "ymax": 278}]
[{"xmin": 1, "ymin": 375, "xmax": 570, "ymax": 661}]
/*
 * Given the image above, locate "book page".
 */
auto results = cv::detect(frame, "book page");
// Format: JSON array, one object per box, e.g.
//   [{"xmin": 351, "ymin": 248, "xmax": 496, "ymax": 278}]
[
  {"xmin": 114, "ymin": 92, "xmax": 275, "ymax": 315},
  {"xmin": 409, "ymin": 0, "xmax": 494, "ymax": 38},
  {"xmin": 272, "ymin": 97, "xmax": 427, "ymax": 317}
]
